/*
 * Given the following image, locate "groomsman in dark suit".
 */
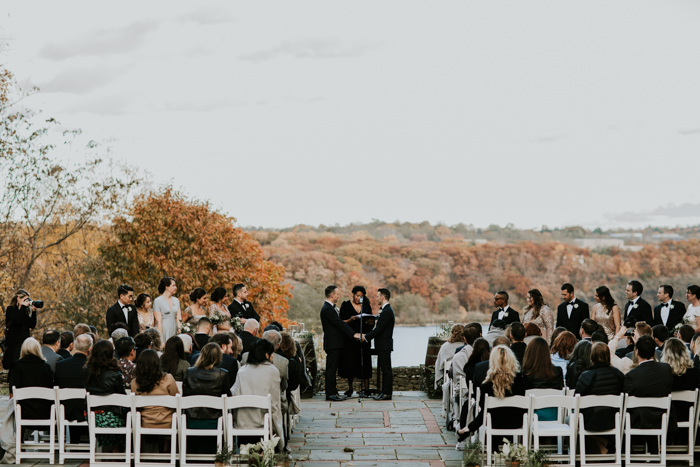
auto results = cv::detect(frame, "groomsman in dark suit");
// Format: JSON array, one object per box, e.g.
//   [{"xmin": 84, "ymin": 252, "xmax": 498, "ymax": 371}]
[
  {"xmin": 228, "ymin": 283, "xmax": 261, "ymax": 323},
  {"xmin": 556, "ymin": 283, "xmax": 590, "ymax": 339},
  {"xmin": 105, "ymin": 284, "xmax": 139, "ymax": 337},
  {"xmin": 488, "ymin": 291, "xmax": 520, "ymax": 330},
  {"xmin": 622, "ymin": 280, "xmax": 654, "ymax": 327},
  {"xmin": 320, "ymin": 285, "xmax": 357, "ymax": 401},
  {"xmin": 363, "ymin": 288, "xmax": 395, "ymax": 401},
  {"xmin": 653, "ymin": 284, "xmax": 686, "ymax": 332}
]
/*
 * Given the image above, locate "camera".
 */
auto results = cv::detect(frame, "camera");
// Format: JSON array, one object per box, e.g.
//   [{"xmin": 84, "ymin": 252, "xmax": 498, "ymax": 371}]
[
  {"xmin": 31, "ymin": 300, "xmax": 44, "ymax": 309},
  {"xmin": 624, "ymin": 328, "xmax": 634, "ymax": 337}
]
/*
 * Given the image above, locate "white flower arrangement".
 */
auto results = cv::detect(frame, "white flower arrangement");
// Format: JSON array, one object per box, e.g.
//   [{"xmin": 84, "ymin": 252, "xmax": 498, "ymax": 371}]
[
  {"xmin": 231, "ymin": 316, "xmax": 243, "ymax": 333},
  {"xmin": 209, "ymin": 308, "xmax": 226, "ymax": 326},
  {"xmin": 239, "ymin": 435, "xmax": 280, "ymax": 467},
  {"xmin": 497, "ymin": 438, "xmax": 527, "ymax": 462}
]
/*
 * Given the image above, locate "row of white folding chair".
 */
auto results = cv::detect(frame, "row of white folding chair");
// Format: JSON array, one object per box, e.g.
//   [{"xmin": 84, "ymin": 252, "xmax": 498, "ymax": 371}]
[{"xmin": 442, "ymin": 359, "xmax": 452, "ymax": 417}]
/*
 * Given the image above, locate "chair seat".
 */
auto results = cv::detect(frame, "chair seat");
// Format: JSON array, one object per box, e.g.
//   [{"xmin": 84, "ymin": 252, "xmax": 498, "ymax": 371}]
[{"xmin": 535, "ymin": 422, "xmax": 572, "ymax": 433}]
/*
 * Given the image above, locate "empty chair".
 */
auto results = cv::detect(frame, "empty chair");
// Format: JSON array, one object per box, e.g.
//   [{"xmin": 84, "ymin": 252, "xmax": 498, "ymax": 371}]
[
  {"xmin": 179, "ymin": 395, "xmax": 226, "ymax": 467},
  {"xmin": 530, "ymin": 394, "xmax": 578, "ymax": 466}
]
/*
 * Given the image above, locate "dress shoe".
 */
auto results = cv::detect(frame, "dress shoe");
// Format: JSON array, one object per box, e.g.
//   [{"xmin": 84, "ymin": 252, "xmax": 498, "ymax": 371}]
[
  {"xmin": 326, "ymin": 395, "xmax": 345, "ymax": 401},
  {"xmin": 344, "ymin": 389, "xmax": 353, "ymax": 398},
  {"xmin": 372, "ymin": 393, "xmax": 392, "ymax": 401}
]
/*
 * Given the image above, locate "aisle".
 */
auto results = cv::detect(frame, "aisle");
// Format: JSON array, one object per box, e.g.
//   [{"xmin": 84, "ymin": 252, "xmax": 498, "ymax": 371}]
[{"xmin": 288, "ymin": 391, "xmax": 461, "ymax": 467}]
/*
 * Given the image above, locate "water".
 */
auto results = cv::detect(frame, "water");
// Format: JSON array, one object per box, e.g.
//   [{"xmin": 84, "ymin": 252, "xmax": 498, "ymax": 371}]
[{"xmin": 390, "ymin": 324, "xmax": 488, "ymax": 367}]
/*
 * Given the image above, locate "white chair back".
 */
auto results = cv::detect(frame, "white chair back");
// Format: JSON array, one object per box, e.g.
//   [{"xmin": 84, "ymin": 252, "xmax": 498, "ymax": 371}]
[
  {"xmin": 623, "ymin": 395, "xmax": 672, "ymax": 467},
  {"xmin": 56, "ymin": 388, "xmax": 90, "ymax": 463},
  {"xmin": 132, "ymin": 394, "xmax": 179, "ymax": 466},
  {"xmin": 668, "ymin": 389, "xmax": 698, "ymax": 463},
  {"xmin": 483, "ymin": 394, "xmax": 531, "ymax": 466},
  {"xmin": 12, "ymin": 386, "xmax": 57, "ymax": 464},
  {"xmin": 577, "ymin": 394, "xmax": 624, "ymax": 467},
  {"xmin": 224, "ymin": 394, "xmax": 273, "ymax": 449},
  {"xmin": 86, "ymin": 393, "xmax": 134, "ymax": 466},
  {"xmin": 179, "ymin": 395, "xmax": 226, "ymax": 467}
]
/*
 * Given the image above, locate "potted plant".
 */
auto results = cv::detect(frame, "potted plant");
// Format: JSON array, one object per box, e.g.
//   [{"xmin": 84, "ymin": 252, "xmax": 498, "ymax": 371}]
[
  {"xmin": 527, "ymin": 447, "xmax": 551, "ymax": 467},
  {"xmin": 462, "ymin": 440, "xmax": 483, "ymax": 467},
  {"xmin": 214, "ymin": 441, "xmax": 230, "ymax": 467},
  {"xmin": 497, "ymin": 439, "xmax": 527, "ymax": 467},
  {"xmin": 240, "ymin": 436, "xmax": 280, "ymax": 467}
]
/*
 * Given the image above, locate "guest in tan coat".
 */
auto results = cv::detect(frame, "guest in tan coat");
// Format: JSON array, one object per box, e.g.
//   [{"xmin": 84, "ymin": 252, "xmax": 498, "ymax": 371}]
[{"xmin": 132, "ymin": 349, "xmax": 179, "ymax": 429}]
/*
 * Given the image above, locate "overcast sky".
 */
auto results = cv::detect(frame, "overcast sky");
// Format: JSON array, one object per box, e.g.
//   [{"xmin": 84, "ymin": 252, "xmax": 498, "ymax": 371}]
[{"xmin": 3, "ymin": 1, "xmax": 700, "ymax": 230}]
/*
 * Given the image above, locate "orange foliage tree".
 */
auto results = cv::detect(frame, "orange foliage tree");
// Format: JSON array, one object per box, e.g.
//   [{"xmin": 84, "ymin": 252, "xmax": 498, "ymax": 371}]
[{"xmin": 98, "ymin": 188, "xmax": 291, "ymax": 328}]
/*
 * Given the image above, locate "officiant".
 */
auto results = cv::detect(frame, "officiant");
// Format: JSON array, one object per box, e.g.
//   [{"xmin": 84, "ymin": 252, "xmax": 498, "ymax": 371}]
[{"xmin": 338, "ymin": 285, "xmax": 375, "ymax": 397}]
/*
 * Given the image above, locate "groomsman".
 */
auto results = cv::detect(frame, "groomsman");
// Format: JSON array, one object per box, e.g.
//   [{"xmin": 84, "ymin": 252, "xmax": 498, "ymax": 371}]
[
  {"xmin": 556, "ymin": 283, "xmax": 589, "ymax": 339},
  {"xmin": 363, "ymin": 288, "xmax": 395, "ymax": 401},
  {"xmin": 106, "ymin": 284, "xmax": 139, "ymax": 337},
  {"xmin": 320, "ymin": 285, "xmax": 356, "ymax": 401},
  {"xmin": 228, "ymin": 283, "xmax": 260, "ymax": 323},
  {"xmin": 653, "ymin": 284, "xmax": 686, "ymax": 332},
  {"xmin": 623, "ymin": 280, "xmax": 653, "ymax": 327},
  {"xmin": 488, "ymin": 292, "xmax": 520, "ymax": 330}
]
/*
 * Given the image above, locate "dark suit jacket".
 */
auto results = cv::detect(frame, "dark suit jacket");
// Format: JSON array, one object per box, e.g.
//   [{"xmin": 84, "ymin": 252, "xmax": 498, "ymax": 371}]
[
  {"xmin": 57, "ymin": 349, "xmax": 72, "ymax": 360},
  {"xmin": 622, "ymin": 297, "xmax": 653, "ymax": 327},
  {"xmin": 228, "ymin": 300, "xmax": 260, "ymax": 322},
  {"xmin": 623, "ymin": 361, "xmax": 673, "ymax": 429},
  {"xmin": 365, "ymin": 304, "xmax": 395, "ymax": 351},
  {"xmin": 106, "ymin": 302, "xmax": 139, "ymax": 337},
  {"xmin": 238, "ymin": 331, "xmax": 260, "ymax": 357},
  {"xmin": 510, "ymin": 342, "xmax": 527, "ymax": 367},
  {"xmin": 556, "ymin": 298, "xmax": 590, "ymax": 339},
  {"xmin": 320, "ymin": 301, "xmax": 356, "ymax": 351},
  {"xmin": 54, "ymin": 353, "xmax": 89, "ymax": 421},
  {"xmin": 653, "ymin": 300, "xmax": 686, "ymax": 332},
  {"xmin": 488, "ymin": 306, "xmax": 520, "ymax": 329},
  {"xmin": 194, "ymin": 333, "xmax": 210, "ymax": 351}
]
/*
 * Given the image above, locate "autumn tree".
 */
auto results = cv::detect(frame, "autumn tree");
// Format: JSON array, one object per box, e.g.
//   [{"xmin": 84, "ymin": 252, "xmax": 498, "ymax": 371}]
[{"xmin": 96, "ymin": 188, "xmax": 291, "ymax": 330}]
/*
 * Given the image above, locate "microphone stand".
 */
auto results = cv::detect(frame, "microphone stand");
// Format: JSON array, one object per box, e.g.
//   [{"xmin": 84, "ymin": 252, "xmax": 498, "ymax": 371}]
[{"xmin": 358, "ymin": 298, "xmax": 364, "ymax": 404}]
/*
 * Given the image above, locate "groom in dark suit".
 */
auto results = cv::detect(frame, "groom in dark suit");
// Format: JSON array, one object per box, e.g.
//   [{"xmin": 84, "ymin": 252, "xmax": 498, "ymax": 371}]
[
  {"xmin": 106, "ymin": 284, "xmax": 139, "ymax": 337},
  {"xmin": 363, "ymin": 288, "xmax": 395, "ymax": 401},
  {"xmin": 556, "ymin": 283, "xmax": 590, "ymax": 339},
  {"xmin": 228, "ymin": 283, "xmax": 261, "ymax": 323},
  {"xmin": 488, "ymin": 291, "xmax": 520, "ymax": 330},
  {"xmin": 653, "ymin": 284, "xmax": 686, "ymax": 332},
  {"xmin": 320, "ymin": 285, "xmax": 357, "ymax": 401},
  {"xmin": 623, "ymin": 280, "xmax": 654, "ymax": 327}
]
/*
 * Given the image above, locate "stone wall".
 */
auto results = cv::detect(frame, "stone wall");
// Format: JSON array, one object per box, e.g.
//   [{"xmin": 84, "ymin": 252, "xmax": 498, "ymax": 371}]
[{"xmin": 315, "ymin": 366, "xmax": 425, "ymax": 393}]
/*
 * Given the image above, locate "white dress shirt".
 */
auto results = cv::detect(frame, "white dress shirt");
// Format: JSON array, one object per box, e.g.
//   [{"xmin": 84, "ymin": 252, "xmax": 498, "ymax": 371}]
[
  {"xmin": 627, "ymin": 296, "xmax": 640, "ymax": 317},
  {"xmin": 497, "ymin": 305, "xmax": 510, "ymax": 320},
  {"xmin": 118, "ymin": 300, "xmax": 129, "ymax": 323},
  {"xmin": 566, "ymin": 298, "xmax": 576, "ymax": 318},
  {"xmin": 660, "ymin": 300, "xmax": 671, "ymax": 325}
]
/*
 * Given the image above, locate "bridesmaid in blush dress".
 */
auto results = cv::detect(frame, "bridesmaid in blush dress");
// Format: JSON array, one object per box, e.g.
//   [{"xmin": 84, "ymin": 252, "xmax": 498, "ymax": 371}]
[
  {"xmin": 592, "ymin": 285, "xmax": 620, "ymax": 340},
  {"xmin": 153, "ymin": 277, "xmax": 182, "ymax": 343}
]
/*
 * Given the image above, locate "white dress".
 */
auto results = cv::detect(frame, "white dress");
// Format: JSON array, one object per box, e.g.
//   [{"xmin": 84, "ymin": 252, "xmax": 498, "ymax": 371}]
[
  {"xmin": 153, "ymin": 295, "xmax": 180, "ymax": 343},
  {"xmin": 683, "ymin": 304, "xmax": 700, "ymax": 327}
]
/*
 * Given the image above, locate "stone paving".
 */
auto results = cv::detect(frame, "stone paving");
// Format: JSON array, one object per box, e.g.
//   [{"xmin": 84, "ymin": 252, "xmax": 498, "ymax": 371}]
[{"xmin": 288, "ymin": 391, "xmax": 461, "ymax": 467}]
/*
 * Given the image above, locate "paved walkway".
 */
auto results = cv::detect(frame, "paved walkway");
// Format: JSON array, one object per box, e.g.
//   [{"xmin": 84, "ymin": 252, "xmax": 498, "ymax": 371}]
[{"xmin": 289, "ymin": 391, "xmax": 461, "ymax": 467}]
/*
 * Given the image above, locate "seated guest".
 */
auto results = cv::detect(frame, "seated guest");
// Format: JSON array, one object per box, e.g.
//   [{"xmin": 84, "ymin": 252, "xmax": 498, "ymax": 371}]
[
  {"xmin": 58, "ymin": 331, "xmax": 74, "ymax": 359},
  {"xmin": 132, "ymin": 350, "xmax": 179, "ymax": 435},
  {"xmin": 82, "ymin": 340, "xmax": 127, "ymax": 452},
  {"xmin": 484, "ymin": 320, "xmax": 506, "ymax": 348},
  {"xmin": 210, "ymin": 333, "xmax": 239, "ymax": 387},
  {"xmin": 115, "ymin": 337, "xmax": 137, "ymax": 389},
  {"xmin": 8, "ymin": 338, "xmax": 54, "ymax": 427},
  {"xmin": 456, "ymin": 345, "xmax": 526, "ymax": 449},
  {"xmin": 550, "ymin": 331, "xmax": 576, "ymax": 377},
  {"xmin": 434, "ymin": 324, "xmax": 465, "ymax": 390},
  {"xmin": 238, "ymin": 319, "xmax": 260, "ymax": 356},
  {"xmin": 509, "ymin": 322, "xmax": 527, "ymax": 367},
  {"xmin": 73, "ymin": 323, "xmax": 91, "ymax": 338},
  {"xmin": 472, "ymin": 336, "xmax": 511, "ymax": 390},
  {"xmin": 677, "ymin": 325, "xmax": 694, "ymax": 355},
  {"xmin": 661, "ymin": 337, "xmax": 700, "ymax": 435},
  {"xmin": 144, "ymin": 327, "xmax": 164, "ymax": 354},
  {"xmin": 523, "ymin": 322, "xmax": 542, "ymax": 345},
  {"xmin": 226, "ymin": 332, "xmax": 243, "ymax": 360},
  {"xmin": 89, "ymin": 325, "xmax": 99, "ymax": 339},
  {"xmin": 134, "ymin": 333, "xmax": 153, "ymax": 360},
  {"xmin": 183, "ymin": 343, "xmax": 231, "ymax": 454},
  {"xmin": 110, "ymin": 325, "xmax": 129, "ymax": 344},
  {"xmin": 591, "ymin": 331, "xmax": 609, "ymax": 344},
  {"xmin": 178, "ymin": 333, "xmax": 193, "ymax": 361},
  {"xmin": 241, "ymin": 330, "xmax": 288, "ymax": 394},
  {"xmin": 609, "ymin": 323, "xmax": 653, "ymax": 373},
  {"xmin": 549, "ymin": 326, "xmax": 568, "ymax": 347},
  {"xmin": 579, "ymin": 319, "xmax": 598, "ymax": 341},
  {"xmin": 691, "ymin": 333, "xmax": 700, "ymax": 368},
  {"xmin": 623, "ymin": 335, "xmax": 673, "ymax": 454},
  {"xmin": 55, "ymin": 334, "xmax": 93, "ymax": 444},
  {"xmin": 652, "ymin": 324, "xmax": 670, "ymax": 360},
  {"xmin": 451, "ymin": 325, "xmax": 481, "ymax": 381},
  {"xmin": 231, "ymin": 340, "xmax": 284, "ymax": 446},
  {"xmin": 566, "ymin": 339, "xmax": 592, "ymax": 389},
  {"xmin": 160, "ymin": 336, "xmax": 191, "ymax": 381},
  {"xmin": 523, "ymin": 337, "xmax": 564, "ymax": 421},
  {"xmin": 575, "ymin": 342, "xmax": 625, "ymax": 454},
  {"xmin": 194, "ymin": 318, "xmax": 212, "ymax": 351},
  {"xmin": 463, "ymin": 338, "xmax": 490, "ymax": 383},
  {"xmin": 41, "ymin": 330, "xmax": 64, "ymax": 373},
  {"xmin": 278, "ymin": 332, "xmax": 302, "ymax": 393}
]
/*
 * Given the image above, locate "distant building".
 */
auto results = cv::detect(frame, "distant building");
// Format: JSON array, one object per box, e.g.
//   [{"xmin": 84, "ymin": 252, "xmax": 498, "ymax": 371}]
[
  {"xmin": 575, "ymin": 238, "xmax": 625, "ymax": 249},
  {"xmin": 610, "ymin": 233, "xmax": 643, "ymax": 240},
  {"xmin": 651, "ymin": 233, "xmax": 683, "ymax": 241}
]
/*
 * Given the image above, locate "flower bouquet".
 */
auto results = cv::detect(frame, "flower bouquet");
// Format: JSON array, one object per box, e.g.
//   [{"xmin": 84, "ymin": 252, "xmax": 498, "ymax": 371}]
[
  {"xmin": 231, "ymin": 316, "xmax": 243, "ymax": 333},
  {"xmin": 497, "ymin": 439, "xmax": 527, "ymax": 467},
  {"xmin": 179, "ymin": 321, "xmax": 195, "ymax": 335},
  {"xmin": 239, "ymin": 435, "xmax": 280, "ymax": 467},
  {"xmin": 209, "ymin": 308, "xmax": 227, "ymax": 327}
]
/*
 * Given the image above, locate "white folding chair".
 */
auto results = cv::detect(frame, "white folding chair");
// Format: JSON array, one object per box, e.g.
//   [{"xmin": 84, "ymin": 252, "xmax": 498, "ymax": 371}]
[
  {"xmin": 525, "ymin": 388, "xmax": 568, "ymax": 453},
  {"xmin": 56, "ymin": 387, "xmax": 90, "ymax": 463},
  {"xmin": 669, "ymin": 389, "xmax": 698, "ymax": 465},
  {"xmin": 225, "ymin": 394, "xmax": 272, "ymax": 450},
  {"xmin": 132, "ymin": 394, "xmax": 179, "ymax": 466},
  {"xmin": 86, "ymin": 393, "xmax": 133, "ymax": 466},
  {"xmin": 455, "ymin": 376, "xmax": 468, "ymax": 430},
  {"xmin": 12, "ymin": 386, "xmax": 57, "ymax": 464},
  {"xmin": 530, "ymin": 394, "xmax": 578, "ymax": 466},
  {"xmin": 578, "ymin": 394, "xmax": 623, "ymax": 467},
  {"xmin": 482, "ymin": 394, "xmax": 531, "ymax": 466},
  {"xmin": 623, "ymin": 395, "xmax": 671, "ymax": 467},
  {"xmin": 175, "ymin": 381, "xmax": 183, "ymax": 393},
  {"xmin": 179, "ymin": 395, "xmax": 226, "ymax": 467},
  {"xmin": 442, "ymin": 360, "xmax": 453, "ymax": 417}
]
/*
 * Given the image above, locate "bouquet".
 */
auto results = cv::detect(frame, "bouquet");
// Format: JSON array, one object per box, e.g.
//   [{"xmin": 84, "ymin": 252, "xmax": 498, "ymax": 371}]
[
  {"xmin": 231, "ymin": 316, "xmax": 243, "ymax": 333},
  {"xmin": 179, "ymin": 322, "xmax": 195, "ymax": 335},
  {"xmin": 209, "ymin": 308, "xmax": 227, "ymax": 326},
  {"xmin": 240, "ymin": 435, "xmax": 280, "ymax": 467},
  {"xmin": 497, "ymin": 439, "xmax": 527, "ymax": 463}
]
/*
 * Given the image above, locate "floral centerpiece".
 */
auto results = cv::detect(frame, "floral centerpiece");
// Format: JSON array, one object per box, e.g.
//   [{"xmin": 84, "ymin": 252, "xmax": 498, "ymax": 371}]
[
  {"xmin": 497, "ymin": 439, "xmax": 527, "ymax": 467},
  {"xmin": 436, "ymin": 322, "xmax": 453, "ymax": 338},
  {"xmin": 296, "ymin": 330, "xmax": 315, "ymax": 339},
  {"xmin": 239, "ymin": 435, "xmax": 280, "ymax": 467}
]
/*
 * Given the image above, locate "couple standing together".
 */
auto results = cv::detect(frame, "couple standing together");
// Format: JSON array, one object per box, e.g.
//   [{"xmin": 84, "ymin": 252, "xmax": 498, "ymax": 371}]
[{"xmin": 320, "ymin": 285, "xmax": 395, "ymax": 401}]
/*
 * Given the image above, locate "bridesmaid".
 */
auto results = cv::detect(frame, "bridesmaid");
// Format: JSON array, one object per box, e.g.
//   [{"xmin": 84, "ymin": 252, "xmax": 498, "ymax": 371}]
[
  {"xmin": 185, "ymin": 288, "xmax": 209, "ymax": 323},
  {"xmin": 592, "ymin": 285, "xmax": 620, "ymax": 340},
  {"xmin": 338, "ymin": 286, "xmax": 374, "ymax": 397},
  {"xmin": 153, "ymin": 277, "xmax": 181, "ymax": 343},
  {"xmin": 209, "ymin": 287, "xmax": 232, "ymax": 332},
  {"xmin": 522, "ymin": 289, "xmax": 555, "ymax": 343},
  {"xmin": 135, "ymin": 293, "xmax": 159, "ymax": 333}
]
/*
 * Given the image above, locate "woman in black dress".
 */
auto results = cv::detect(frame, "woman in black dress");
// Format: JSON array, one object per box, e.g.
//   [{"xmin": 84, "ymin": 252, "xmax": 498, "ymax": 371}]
[
  {"xmin": 338, "ymin": 286, "xmax": 375, "ymax": 397},
  {"xmin": 2, "ymin": 289, "xmax": 38, "ymax": 370}
]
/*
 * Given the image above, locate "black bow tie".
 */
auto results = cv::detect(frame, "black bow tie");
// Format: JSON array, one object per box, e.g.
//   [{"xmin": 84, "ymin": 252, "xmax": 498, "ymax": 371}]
[
  {"xmin": 569, "ymin": 302, "xmax": 575, "ymax": 305},
  {"xmin": 498, "ymin": 308, "xmax": 504, "ymax": 312},
  {"xmin": 664, "ymin": 302, "xmax": 671, "ymax": 308}
]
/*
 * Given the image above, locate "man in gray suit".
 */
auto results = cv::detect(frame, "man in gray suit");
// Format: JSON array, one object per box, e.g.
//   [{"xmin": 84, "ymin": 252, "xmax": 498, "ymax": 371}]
[{"xmin": 41, "ymin": 330, "xmax": 64, "ymax": 373}]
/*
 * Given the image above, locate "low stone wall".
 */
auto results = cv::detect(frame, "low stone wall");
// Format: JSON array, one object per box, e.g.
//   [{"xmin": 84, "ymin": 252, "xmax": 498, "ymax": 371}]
[{"xmin": 314, "ymin": 366, "xmax": 426, "ymax": 393}]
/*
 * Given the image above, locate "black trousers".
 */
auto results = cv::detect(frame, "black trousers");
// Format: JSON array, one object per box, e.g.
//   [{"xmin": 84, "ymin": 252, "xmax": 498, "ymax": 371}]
[
  {"xmin": 376, "ymin": 350, "xmax": 393, "ymax": 395},
  {"xmin": 325, "ymin": 349, "xmax": 341, "ymax": 395}
]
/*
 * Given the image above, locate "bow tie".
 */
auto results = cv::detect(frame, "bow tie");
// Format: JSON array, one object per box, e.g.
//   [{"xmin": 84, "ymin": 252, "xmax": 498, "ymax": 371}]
[
  {"xmin": 498, "ymin": 308, "xmax": 504, "ymax": 312},
  {"xmin": 568, "ymin": 302, "xmax": 575, "ymax": 305},
  {"xmin": 664, "ymin": 302, "xmax": 671, "ymax": 308}
]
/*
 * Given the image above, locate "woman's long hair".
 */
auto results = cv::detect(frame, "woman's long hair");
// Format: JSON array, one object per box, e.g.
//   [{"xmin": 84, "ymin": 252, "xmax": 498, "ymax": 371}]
[
  {"xmin": 662, "ymin": 338, "xmax": 695, "ymax": 376},
  {"xmin": 248, "ymin": 339, "xmax": 275, "ymax": 365},
  {"xmin": 20, "ymin": 337, "xmax": 44, "ymax": 360},
  {"xmin": 134, "ymin": 349, "xmax": 165, "ymax": 393},
  {"xmin": 84, "ymin": 340, "xmax": 121, "ymax": 385},
  {"xmin": 551, "ymin": 331, "xmax": 577, "ymax": 360},
  {"xmin": 525, "ymin": 289, "xmax": 545, "ymax": 319},
  {"xmin": 465, "ymin": 338, "xmax": 490, "ymax": 367},
  {"xmin": 523, "ymin": 337, "xmax": 555, "ymax": 380},
  {"xmin": 483, "ymin": 345, "xmax": 519, "ymax": 398},
  {"xmin": 160, "ymin": 336, "xmax": 185, "ymax": 375},
  {"xmin": 195, "ymin": 343, "xmax": 222, "ymax": 370},
  {"xmin": 568, "ymin": 339, "xmax": 592, "ymax": 374},
  {"xmin": 596, "ymin": 286, "xmax": 616, "ymax": 315}
]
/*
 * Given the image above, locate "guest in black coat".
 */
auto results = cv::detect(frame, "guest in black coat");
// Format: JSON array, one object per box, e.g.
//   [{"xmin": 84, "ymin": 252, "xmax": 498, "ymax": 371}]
[
  {"xmin": 508, "ymin": 322, "xmax": 527, "ymax": 367},
  {"xmin": 337, "ymin": 285, "xmax": 374, "ymax": 397},
  {"xmin": 105, "ymin": 284, "xmax": 139, "ymax": 337},
  {"xmin": 622, "ymin": 280, "xmax": 654, "ymax": 327},
  {"xmin": 320, "ymin": 285, "xmax": 358, "ymax": 401},
  {"xmin": 55, "ymin": 334, "xmax": 93, "ymax": 443},
  {"xmin": 228, "ymin": 283, "xmax": 260, "ymax": 323},
  {"xmin": 566, "ymin": 340, "xmax": 592, "ymax": 389},
  {"xmin": 193, "ymin": 318, "xmax": 212, "ymax": 351},
  {"xmin": 489, "ymin": 291, "xmax": 520, "ymax": 330},
  {"xmin": 653, "ymin": 285, "xmax": 686, "ymax": 332},
  {"xmin": 623, "ymin": 335, "xmax": 674, "ymax": 454},
  {"xmin": 8, "ymin": 337, "xmax": 54, "ymax": 429},
  {"xmin": 363, "ymin": 288, "xmax": 395, "ymax": 401},
  {"xmin": 238, "ymin": 319, "xmax": 261, "ymax": 358},
  {"xmin": 556, "ymin": 283, "xmax": 590, "ymax": 340},
  {"xmin": 58, "ymin": 331, "xmax": 74, "ymax": 360},
  {"xmin": 2, "ymin": 290, "xmax": 38, "ymax": 370},
  {"xmin": 190, "ymin": 333, "xmax": 239, "ymax": 388}
]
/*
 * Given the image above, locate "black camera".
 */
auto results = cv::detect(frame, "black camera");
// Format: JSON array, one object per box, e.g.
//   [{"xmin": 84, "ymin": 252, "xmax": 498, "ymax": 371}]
[
  {"xmin": 31, "ymin": 300, "xmax": 44, "ymax": 309},
  {"xmin": 624, "ymin": 328, "xmax": 634, "ymax": 337}
]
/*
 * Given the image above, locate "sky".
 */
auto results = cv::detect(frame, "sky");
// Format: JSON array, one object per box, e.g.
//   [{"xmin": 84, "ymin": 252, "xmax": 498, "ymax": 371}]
[{"xmin": 2, "ymin": 1, "xmax": 700, "ymax": 230}]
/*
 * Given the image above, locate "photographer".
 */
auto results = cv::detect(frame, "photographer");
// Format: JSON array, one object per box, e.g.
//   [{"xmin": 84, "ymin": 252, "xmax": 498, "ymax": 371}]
[
  {"xmin": 608, "ymin": 322, "xmax": 653, "ymax": 374},
  {"xmin": 2, "ymin": 289, "xmax": 41, "ymax": 369}
]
